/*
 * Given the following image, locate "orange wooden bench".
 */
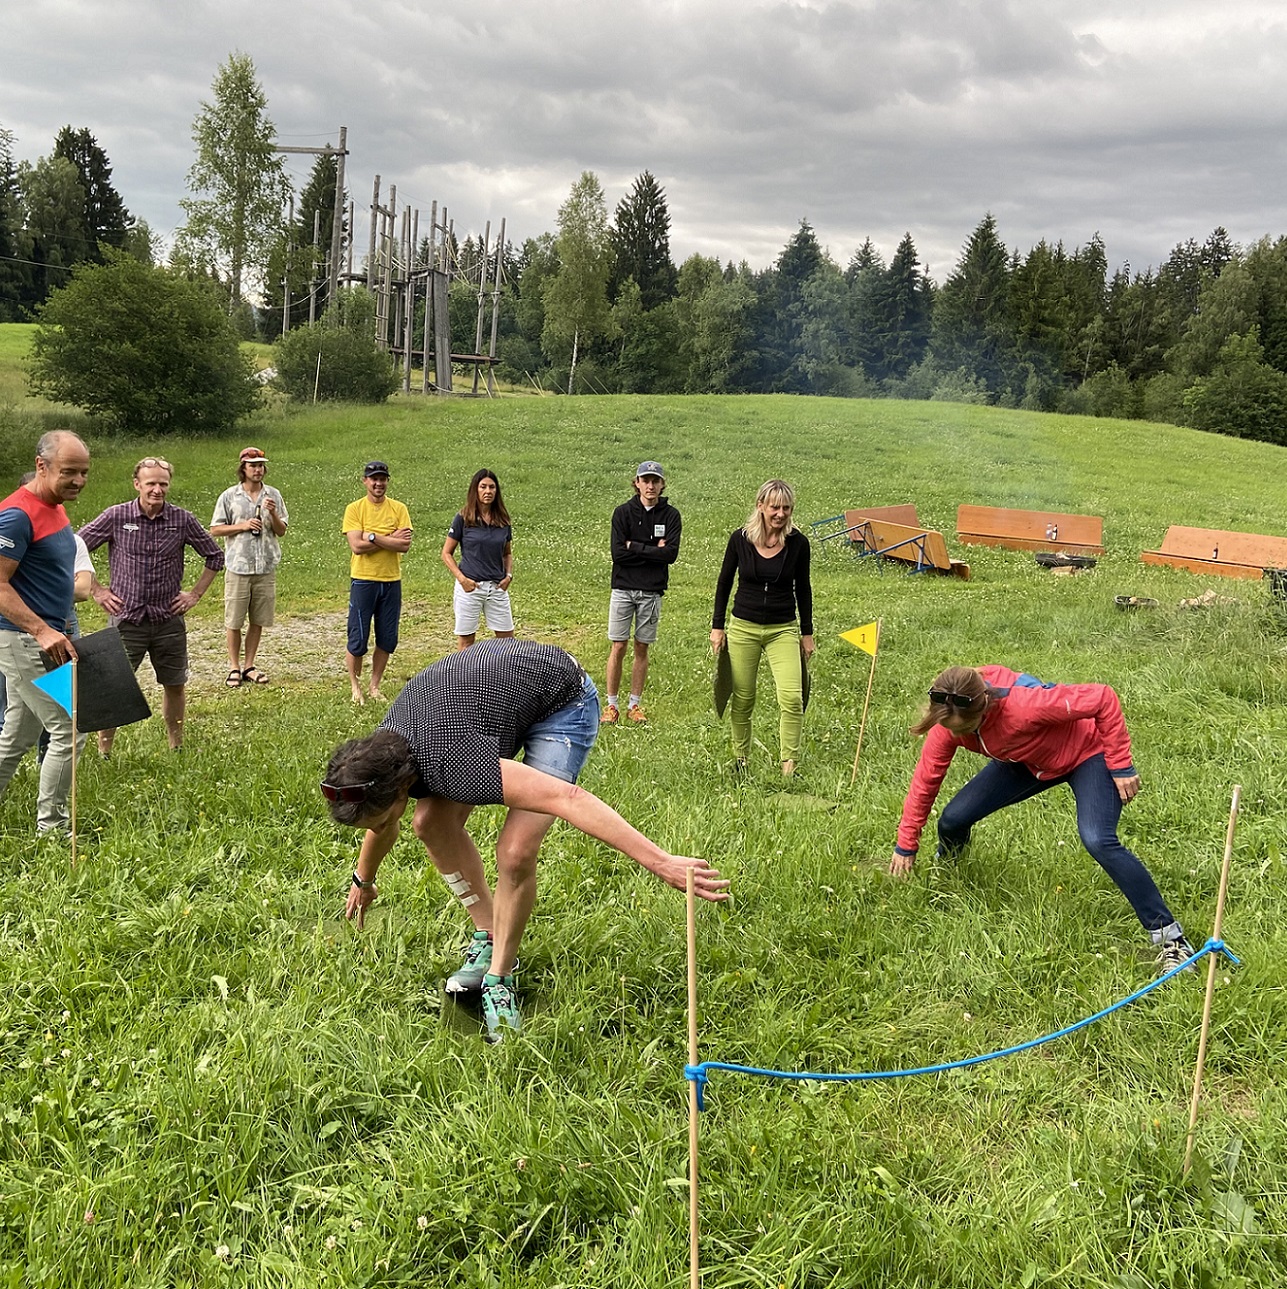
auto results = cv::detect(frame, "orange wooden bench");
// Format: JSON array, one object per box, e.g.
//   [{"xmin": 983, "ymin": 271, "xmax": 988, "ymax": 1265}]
[
  {"xmin": 956, "ymin": 505, "xmax": 1105, "ymax": 556},
  {"xmin": 849, "ymin": 517, "xmax": 970, "ymax": 580},
  {"xmin": 1140, "ymin": 526, "xmax": 1287, "ymax": 580},
  {"xmin": 843, "ymin": 504, "xmax": 920, "ymax": 531}
]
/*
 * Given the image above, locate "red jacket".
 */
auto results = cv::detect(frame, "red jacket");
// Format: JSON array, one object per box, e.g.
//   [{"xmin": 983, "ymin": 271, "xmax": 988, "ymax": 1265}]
[{"xmin": 895, "ymin": 665, "xmax": 1136, "ymax": 854}]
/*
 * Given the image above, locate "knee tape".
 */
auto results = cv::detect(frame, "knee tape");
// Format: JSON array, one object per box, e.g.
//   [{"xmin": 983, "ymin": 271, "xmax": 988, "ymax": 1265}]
[{"xmin": 443, "ymin": 870, "xmax": 479, "ymax": 908}]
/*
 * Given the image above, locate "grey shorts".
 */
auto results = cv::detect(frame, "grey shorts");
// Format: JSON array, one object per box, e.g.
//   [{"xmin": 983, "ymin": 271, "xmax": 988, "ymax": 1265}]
[
  {"xmin": 114, "ymin": 616, "xmax": 189, "ymax": 687},
  {"xmin": 607, "ymin": 589, "xmax": 662, "ymax": 645}
]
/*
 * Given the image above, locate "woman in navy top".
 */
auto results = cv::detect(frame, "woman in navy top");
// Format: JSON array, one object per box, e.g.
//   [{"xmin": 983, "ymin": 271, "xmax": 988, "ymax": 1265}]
[{"xmin": 440, "ymin": 469, "xmax": 515, "ymax": 650}]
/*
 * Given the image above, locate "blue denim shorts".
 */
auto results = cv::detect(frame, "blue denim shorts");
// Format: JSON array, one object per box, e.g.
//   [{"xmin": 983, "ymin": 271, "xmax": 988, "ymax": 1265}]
[{"xmin": 520, "ymin": 670, "xmax": 600, "ymax": 783}]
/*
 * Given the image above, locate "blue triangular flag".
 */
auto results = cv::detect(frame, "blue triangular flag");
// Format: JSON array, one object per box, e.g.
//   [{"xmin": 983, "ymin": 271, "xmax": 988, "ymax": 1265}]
[{"xmin": 32, "ymin": 661, "xmax": 74, "ymax": 717}]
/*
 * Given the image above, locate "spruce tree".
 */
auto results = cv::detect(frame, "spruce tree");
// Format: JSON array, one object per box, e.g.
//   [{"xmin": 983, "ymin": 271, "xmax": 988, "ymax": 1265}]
[
  {"xmin": 609, "ymin": 171, "xmax": 677, "ymax": 309},
  {"xmin": 52, "ymin": 126, "xmax": 132, "ymax": 260}
]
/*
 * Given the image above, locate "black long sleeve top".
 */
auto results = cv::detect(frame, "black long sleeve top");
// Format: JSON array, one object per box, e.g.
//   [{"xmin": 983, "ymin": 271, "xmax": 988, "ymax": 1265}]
[{"xmin": 711, "ymin": 528, "xmax": 813, "ymax": 634}]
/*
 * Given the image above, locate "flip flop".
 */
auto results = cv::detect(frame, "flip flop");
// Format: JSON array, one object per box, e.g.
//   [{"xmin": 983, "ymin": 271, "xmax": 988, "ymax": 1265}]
[
  {"xmin": 225, "ymin": 669, "xmax": 242, "ymax": 688},
  {"xmin": 241, "ymin": 667, "xmax": 270, "ymax": 685}
]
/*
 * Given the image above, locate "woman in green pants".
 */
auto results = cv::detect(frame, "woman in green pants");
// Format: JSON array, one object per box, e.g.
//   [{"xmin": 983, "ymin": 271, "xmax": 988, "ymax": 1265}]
[{"xmin": 710, "ymin": 480, "xmax": 815, "ymax": 776}]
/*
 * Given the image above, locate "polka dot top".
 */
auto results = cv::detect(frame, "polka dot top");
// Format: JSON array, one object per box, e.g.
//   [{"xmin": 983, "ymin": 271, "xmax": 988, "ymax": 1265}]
[{"xmin": 379, "ymin": 639, "xmax": 583, "ymax": 805}]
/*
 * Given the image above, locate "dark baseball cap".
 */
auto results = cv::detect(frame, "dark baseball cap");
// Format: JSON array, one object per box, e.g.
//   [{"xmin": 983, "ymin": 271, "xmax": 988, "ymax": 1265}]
[
  {"xmin": 636, "ymin": 460, "xmax": 665, "ymax": 480},
  {"xmin": 364, "ymin": 461, "xmax": 390, "ymax": 478}
]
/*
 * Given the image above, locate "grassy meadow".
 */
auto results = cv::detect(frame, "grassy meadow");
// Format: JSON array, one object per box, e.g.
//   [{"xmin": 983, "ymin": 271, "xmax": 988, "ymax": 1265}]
[{"xmin": 2, "ymin": 328, "xmax": 1287, "ymax": 1286}]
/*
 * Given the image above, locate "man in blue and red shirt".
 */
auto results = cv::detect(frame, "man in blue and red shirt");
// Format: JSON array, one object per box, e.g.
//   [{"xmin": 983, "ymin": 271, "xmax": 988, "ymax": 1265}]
[{"xmin": 0, "ymin": 431, "xmax": 91, "ymax": 835}]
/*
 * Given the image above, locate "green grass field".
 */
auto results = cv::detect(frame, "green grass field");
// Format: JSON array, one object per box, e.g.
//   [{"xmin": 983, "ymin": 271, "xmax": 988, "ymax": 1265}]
[{"xmin": 2, "ymin": 327, "xmax": 1286, "ymax": 1286}]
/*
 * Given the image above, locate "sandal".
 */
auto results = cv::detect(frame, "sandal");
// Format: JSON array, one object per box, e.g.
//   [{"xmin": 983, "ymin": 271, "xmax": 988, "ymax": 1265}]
[
  {"xmin": 225, "ymin": 669, "xmax": 243, "ymax": 688},
  {"xmin": 241, "ymin": 667, "xmax": 270, "ymax": 685}
]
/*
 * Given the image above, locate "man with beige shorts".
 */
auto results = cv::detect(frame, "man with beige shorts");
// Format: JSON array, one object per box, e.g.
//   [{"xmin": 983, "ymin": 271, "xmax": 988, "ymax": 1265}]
[{"xmin": 210, "ymin": 447, "xmax": 289, "ymax": 687}]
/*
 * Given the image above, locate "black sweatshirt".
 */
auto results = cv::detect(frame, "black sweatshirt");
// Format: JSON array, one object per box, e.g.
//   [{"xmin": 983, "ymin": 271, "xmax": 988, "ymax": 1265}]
[{"xmin": 609, "ymin": 495, "xmax": 682, "ymax": 593}]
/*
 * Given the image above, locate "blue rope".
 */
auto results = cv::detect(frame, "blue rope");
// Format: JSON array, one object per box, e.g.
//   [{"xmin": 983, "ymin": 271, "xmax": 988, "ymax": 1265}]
[{"xmin": 684, "ymin": 937, "xmax": 1238, "ymax": 1111}]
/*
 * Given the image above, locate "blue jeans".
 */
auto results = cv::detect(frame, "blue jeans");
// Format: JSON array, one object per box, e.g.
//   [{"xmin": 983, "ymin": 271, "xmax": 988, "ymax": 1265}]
[
  {"xmin": 520, "ymin": 672, "xmax": 600, "ymax": 783},
  {"xmin": 937, "ymin": 753, "xmax": 1181, "ymax": 939}
]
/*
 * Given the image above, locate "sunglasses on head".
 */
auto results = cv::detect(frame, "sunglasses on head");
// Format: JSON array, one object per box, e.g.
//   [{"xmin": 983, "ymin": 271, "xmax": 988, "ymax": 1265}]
[
  {"xmin": 319, "ymin": 780, "xmax": 375, "ymax": 803},
  {"xmin": 929, "ymin": 691, "xmax": 977, "ymax": 710}
]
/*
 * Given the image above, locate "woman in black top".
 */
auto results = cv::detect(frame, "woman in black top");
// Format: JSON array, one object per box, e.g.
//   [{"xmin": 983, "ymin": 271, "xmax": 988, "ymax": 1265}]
[{"xmin": 710, "ymin": 479, "xmax": 815, "ymax": 776}]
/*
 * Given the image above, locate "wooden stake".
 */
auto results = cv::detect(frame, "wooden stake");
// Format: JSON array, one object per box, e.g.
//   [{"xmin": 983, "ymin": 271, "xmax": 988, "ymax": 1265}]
[
  {"xmin": 686, "ymin": 867, "xmax": 700, "ymax": 1289},
  {"xmin": 70, "ymin": 659, "xmax": 78, "ymax": 868},
  {"xmin": 1183, "ymin": 783, "xmax": 1241, "ymax": 1175},
  {"xmin": 849, "ymin": 619, "xmax": 882, "ymax": 785}
]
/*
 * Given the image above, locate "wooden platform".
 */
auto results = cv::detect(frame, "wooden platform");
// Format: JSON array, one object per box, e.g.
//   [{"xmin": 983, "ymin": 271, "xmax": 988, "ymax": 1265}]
[
  {"xmin": 850, "ymin": 517, "xmax": 970, "ymax": 579},
  {"xmin": 957, "ymin": 505, "xmax": 1105, "ymax": 555},
  {"xmin": 1141, "ymin": 526, "xmax": 1287, "ymax": 580}
]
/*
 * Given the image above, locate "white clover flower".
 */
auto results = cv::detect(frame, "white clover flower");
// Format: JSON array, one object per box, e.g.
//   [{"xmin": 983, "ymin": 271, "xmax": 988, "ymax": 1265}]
[
  {"xmin": 417, "ymin": 1215, "xmax": 429, "ymax": 1230},
  {"xmin": 214, "ymin": 1244, "xmax": 231, "ymax": 1260}
]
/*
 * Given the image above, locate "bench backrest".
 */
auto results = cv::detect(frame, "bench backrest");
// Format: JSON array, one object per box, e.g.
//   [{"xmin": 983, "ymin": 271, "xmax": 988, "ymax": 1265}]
[
  {"xmin": 957, "ymin": 504, "xmax": 1103, "ymax": 549},
  {"xmin": 845, "ymin": 504, "xmax": 919, "ymax": 532},
  {"xmin": 1151, "ymin": 525, "xmax": 1287, "ymax": 567}
]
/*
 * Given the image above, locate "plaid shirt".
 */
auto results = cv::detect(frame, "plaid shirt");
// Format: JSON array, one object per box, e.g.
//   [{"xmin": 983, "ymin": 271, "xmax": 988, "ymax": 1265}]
[{"xmin": 79, "ymin": 500, "xmax": 225, "ymax": 624}]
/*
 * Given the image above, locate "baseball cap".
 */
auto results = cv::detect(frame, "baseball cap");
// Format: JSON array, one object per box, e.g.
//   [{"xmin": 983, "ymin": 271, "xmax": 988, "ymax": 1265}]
[
  {"xmin": 239, "ymin": 446, "xmax": 268, "ymax": 463},
  {"xmin": 364, "ymin": 461, "xmax": 391, "ymax": 478},
  {"xmin": 636, "ymin": 460, "xmax": 665, "ymax": 480}
]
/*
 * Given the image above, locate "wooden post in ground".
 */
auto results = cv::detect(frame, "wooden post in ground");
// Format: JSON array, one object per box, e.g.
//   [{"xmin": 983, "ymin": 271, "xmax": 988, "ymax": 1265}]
[
  {"xmin": 367, "ymin": 175, "xmax": 380, "ymax": 291},
  {"xmin": 686, "ymin": 867, "xmax": 700, "ymax": 1289},
  {"xmin": 487, "ymin": 217, "xmax": 505, "ymax": 396},
  {"xmin": 1183, "ymin": 784, "xmax": 1241, "ymax": 1175},
  {"xmin": 327, "ymin": 125, "xmax": 346, "ymax": 310}
]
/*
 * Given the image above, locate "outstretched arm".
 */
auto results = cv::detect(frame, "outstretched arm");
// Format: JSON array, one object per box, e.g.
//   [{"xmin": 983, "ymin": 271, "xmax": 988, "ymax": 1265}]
[{"xmin": 499, "ymin": 759, "xmax": 729, "ymax": 901}]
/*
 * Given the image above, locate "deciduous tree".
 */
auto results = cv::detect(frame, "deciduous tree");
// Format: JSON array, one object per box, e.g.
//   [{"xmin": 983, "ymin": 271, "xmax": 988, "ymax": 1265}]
[
  {"xmin": 542, "ymin": 171, "xmax": 615, "ymax": 393},
  {"xmin": 178, "ymin": 52, "xmax": 290, "ymax": 307}
]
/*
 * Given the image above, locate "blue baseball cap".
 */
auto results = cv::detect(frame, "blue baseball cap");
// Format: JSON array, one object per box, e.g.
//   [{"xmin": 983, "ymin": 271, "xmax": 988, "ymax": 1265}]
[{"xmin": 636, "ymin": 461, "xmax": 665, "ymax": 480}]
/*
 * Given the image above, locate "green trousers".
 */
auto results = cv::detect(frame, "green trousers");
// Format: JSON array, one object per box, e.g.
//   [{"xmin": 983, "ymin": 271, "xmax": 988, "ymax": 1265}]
[{"xmin": 727, "ymin": 616, "xmax": 803, "ymax": 762}]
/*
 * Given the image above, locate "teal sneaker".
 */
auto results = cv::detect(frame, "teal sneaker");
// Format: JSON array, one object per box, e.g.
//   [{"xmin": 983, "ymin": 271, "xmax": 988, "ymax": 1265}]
[
  {"xmin": 445, "ymin": 931, "xmax": 493, "ymax": 994},
  {"xmin": 481, "ymin": 973, "xmax": 522, "ymax": 1043}
]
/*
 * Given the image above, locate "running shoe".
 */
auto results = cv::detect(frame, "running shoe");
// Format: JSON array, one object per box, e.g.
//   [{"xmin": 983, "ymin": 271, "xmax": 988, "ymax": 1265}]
[{"xmin": 481, "ymin": 973, "xmax": 522, "ymax": 1042}]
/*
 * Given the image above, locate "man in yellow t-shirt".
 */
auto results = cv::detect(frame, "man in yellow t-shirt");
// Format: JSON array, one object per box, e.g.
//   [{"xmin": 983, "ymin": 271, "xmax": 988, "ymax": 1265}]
[{"xmin": 341, "ymin": 462, "xmax": 413, "ymax": 704}]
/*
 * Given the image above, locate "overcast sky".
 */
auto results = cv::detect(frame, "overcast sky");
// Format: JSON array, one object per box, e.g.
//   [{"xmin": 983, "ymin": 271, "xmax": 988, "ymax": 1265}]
[{"xmin": 8, "ymin": 0, "xmax": 1287, "ymax": 286}]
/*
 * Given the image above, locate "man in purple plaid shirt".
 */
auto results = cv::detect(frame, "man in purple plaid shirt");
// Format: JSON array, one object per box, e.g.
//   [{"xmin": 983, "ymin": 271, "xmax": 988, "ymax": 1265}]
[{"xmin": 79, "ymin": 457, "xmax": 225, "ymax": 754}]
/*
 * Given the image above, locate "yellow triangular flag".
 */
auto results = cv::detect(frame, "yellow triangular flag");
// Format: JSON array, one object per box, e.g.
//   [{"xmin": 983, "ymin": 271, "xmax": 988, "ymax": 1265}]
[{"xmin": 840, "ymin": 622, "xmax": 879, "ymax": 655}]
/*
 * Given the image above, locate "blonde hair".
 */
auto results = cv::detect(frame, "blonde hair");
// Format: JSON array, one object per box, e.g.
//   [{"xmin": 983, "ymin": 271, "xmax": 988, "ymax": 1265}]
[
  {"xmin": 743, "ymin": 479, "xmax": 798, "ymax": 547},
  {"xmin": 910, "ymin": 666, "xmax": 990, "ymax": 736}
]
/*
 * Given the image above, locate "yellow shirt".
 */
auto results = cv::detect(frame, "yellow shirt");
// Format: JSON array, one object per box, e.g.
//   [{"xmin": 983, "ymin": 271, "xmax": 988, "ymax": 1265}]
[{"xmin": 342, "ymin": 496, "xmax": 413, "ymax": 581}]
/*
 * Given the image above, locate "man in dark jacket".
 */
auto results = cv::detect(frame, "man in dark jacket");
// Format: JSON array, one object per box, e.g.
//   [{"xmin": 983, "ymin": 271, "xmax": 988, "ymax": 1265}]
[{"xmin": 602, "ymin": 461, "xmax": 681, "ymax": 724}]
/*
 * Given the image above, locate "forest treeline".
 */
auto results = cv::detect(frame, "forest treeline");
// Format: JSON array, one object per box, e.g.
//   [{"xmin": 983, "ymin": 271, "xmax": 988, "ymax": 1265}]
[
  {"xmin": 472, "ymin": 171, "xmax": 1287, "ymax": 444},
  {"xmin": 6, "ymin": 91, "xmax": 1287, "ymax": 445}
]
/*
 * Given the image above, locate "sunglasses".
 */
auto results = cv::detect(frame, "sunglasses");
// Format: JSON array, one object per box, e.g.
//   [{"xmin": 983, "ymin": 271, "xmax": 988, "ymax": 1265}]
[
  {"xmin": 319, "ymin": 780, "xmax": 375, "ymax": 803},
  {"xmin": 928, "ymin": 691, "xmax": 978, "ymax": 710},
  {"xmin": 135, "ymin": 457, "xmax": 173, "ymax": 474}
]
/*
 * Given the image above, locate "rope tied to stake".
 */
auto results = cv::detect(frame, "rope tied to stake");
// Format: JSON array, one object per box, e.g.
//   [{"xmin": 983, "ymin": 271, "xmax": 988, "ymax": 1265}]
[{"xmin": 683, "ymin": 937, "xmax": 1239, "ymax": 1111}]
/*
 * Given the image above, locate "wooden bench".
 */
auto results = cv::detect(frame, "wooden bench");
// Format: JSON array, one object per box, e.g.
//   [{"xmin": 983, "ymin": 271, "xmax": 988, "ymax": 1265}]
[
  {"xmin": 957, "ymin": 505, "xmax": 1105, "ymax": 556},
  {"xmin": 850, "ymin": 517, "xmax": 970, "ymax": 580},
  {"xmin": 843, "ymin": 504, "xmax": 920, "ymax": 532},
  {"xmin": 1141, "ymin": 526, "xmax": 1287, "ymax": 580}
]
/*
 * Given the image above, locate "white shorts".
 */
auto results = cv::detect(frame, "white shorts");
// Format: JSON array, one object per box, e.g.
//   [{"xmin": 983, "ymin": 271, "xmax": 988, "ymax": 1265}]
[{"xmin": 453, "ymin": 580, "xmax": 514, "ymax": 635}]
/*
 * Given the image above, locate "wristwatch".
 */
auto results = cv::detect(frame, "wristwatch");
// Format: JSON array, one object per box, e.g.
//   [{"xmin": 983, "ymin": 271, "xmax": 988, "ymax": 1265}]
[{"xmin": 366, "ymin": 531, "xmax": 377, "ymax": 543}]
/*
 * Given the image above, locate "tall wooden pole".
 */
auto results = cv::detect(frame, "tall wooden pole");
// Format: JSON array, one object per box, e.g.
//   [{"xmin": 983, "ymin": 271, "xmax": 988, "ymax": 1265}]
[
  {"xmin": 327, "ymin": 125, "xmax": 347, "ymax": 313},
  {"xmin": 282, "ymin": 196, "xmax": 294, "ymax": 335},
  {"xmin": 849, "ymin": 619, "xmax": 882, "ymax": 785},
  {"xmin": 487, "ymin": 217, "xmax": 505, "ymax": 396},
  {"xmin": 70, "ymin": 660, "xmax": 78, "ymax": 868},
  {"xmin": 1183, "ymin": 784, "xmax": 1241, "ymax": 1174},
  {"xmin": 686, "ymin": 867, "xmax": 700, "ymax": 1289},
  {"xmin": 367, "ymin": 175, "xmax": 380, "ymax": 291}
]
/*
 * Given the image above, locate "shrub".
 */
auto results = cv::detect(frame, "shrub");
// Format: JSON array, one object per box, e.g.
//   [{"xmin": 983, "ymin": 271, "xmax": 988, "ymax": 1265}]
[
  {"xmin": 27, "ymin": 252, "xmax": 259, "ymax": 435},
  {"xmin": 273, "ymin": 293, "xmax": 398, "ymax": 404}
]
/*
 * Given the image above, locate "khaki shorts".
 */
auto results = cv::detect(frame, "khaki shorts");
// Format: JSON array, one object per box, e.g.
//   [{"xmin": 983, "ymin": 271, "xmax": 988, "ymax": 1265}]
[{"xmin": 225, "ymin": 571, "xmax": 277, "ymax": 630}]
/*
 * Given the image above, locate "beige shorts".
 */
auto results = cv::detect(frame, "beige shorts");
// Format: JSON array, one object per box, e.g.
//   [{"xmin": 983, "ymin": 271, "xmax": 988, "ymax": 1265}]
[{"xmin": 225, "ymin": 571, "xmax": 277, "ymax": 630}]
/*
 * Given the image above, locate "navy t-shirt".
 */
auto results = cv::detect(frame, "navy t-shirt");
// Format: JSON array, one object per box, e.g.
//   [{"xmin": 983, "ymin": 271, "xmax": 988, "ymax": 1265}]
[
  {"xmin": 448, "ymin": 513, "xmax": 511, "ymax": 582},
  {"xmin": 0, "ymin": 488, "xmax": 76, "ymax": 632}
]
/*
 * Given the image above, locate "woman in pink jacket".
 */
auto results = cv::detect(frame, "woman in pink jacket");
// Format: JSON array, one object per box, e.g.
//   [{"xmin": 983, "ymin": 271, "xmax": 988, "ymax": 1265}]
[{"xmin": 889, "ymin": 665, "xmax": 1194, "ymax": 974}]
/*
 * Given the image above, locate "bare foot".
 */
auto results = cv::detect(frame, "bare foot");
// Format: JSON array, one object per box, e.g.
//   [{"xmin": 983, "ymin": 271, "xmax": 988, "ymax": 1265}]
[
  {"xmin": 368, "ymin": 688, "xmax": 384, "ymax": 701},
  {"xmin": 781, "ymin": 759, "xmax": 796, "ymax": 778},
  {"xmin": 350, "ymin": 688, "xmax": 365, "ymax": 706}
]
